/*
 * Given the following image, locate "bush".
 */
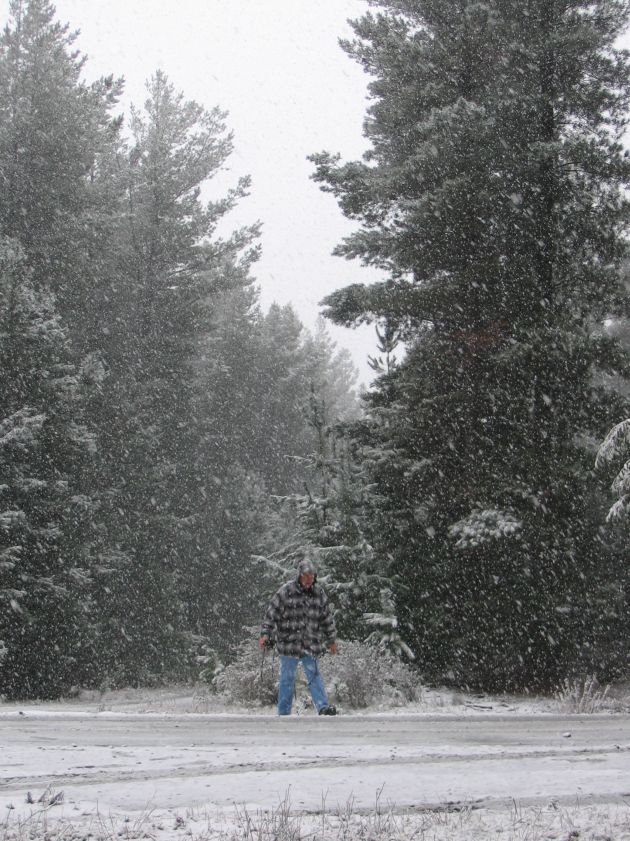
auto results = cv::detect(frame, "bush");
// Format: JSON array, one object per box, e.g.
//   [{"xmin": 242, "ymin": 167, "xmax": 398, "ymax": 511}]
[
  {"xmin": 320, "ymin": 640, "xmax": 420, "ymax": 708},
  {"xmin": 212, "ymin": 628, "xmax": 278, "ymax": 706},
  {"xmin": 212, "ymin": 630, "xmax": 420, "ymax": 709}
]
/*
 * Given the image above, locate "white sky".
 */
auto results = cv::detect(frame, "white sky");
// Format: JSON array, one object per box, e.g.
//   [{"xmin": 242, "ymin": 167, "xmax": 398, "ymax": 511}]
[
  {"xmin": 5, "ymin": 2, "xmax": 629, "ymax": 384},
  {"xmin": 0, "ymin": 0, "xmax": 382, "ymax": 383}
]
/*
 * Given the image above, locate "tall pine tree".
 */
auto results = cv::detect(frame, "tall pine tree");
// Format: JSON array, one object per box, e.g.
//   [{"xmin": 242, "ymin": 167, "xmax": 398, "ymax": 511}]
[
  {"xmin": 0, "ymin": 0, "xmax": 121, "ymax": 697},
  {"xmin": 311, "ymin": 0, "xmax": 630, "ymax": 689},
  {"xmin": 89, "ymin": 71, "xmax": 262, "ymax": 681}
]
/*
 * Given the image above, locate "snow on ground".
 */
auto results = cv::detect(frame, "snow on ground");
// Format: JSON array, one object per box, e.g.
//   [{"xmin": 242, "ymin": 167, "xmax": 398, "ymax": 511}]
[
  {"xmin": 0, "ymin": 682, "xmax": 565, "ymax": 717},
  {"xmin": 1, "ymin": 686, "xmax": 629, "ymax": 841}
]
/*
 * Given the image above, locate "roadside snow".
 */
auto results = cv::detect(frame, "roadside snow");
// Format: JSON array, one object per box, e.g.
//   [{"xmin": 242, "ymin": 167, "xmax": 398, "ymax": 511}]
[
  {"xmin": 0, "ymin": 683, "xmax": 561, "ymax": 717},
  {"xmin": 1, "ymin": 687, "xmax": 629, "ymax": 841}
]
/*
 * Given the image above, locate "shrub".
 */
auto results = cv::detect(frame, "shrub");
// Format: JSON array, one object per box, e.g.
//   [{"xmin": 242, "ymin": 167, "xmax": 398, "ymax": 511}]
[
  {"xmin": 212, "ymin": 628, "xmax": 278, "ymax": 706},
  {"xmin": 320, "ymin": 640, "xmax": 420, "ymax": 708},
  {"xmin": 212, "ymin": 632, "xmax": 420, "ymax": 709}
]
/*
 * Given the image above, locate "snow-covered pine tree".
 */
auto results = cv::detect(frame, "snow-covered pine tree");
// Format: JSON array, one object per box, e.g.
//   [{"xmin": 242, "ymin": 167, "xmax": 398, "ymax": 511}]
[
  {"xmin": 87, "ymin": 71, "xmax": 262, "ymax": 680},
  {"xmin": 208, "ymin": 304, "xmax": 360, "ymax": 503},
  {"xmin": 593, "ymin": 415, "xmax": 630, "ymax": 670},
  {"xmin": 0, "ymin": 240, "xmax": 100, "ymax": 699},
  {"xmin": 368, "ymin": 318, "xmax": 401, "ymax": 375},
  {"xmin": 0, "ymin": 0, "xmax": 123, "ymax": 335},
  {"xmin": 248, "ymin": 303, "xmax": 316, "ymax": 495},
  {"xmin": 301, "ymin": 317, "xmax": 361, "ymax": 424},
  {"xmin": 181, "ymin": 283, "xmax": 270, "ymax": 656},
  {"xmin": 0, "ymin": 0, "xmax": 123, "ymax": 696},
  {"xmin": 310, "ymin": 0, "xmax": 630, "ymax": 689},
  {"xmin": 184, "ymin": 301, "xmax": 363, "ymax": 657}
]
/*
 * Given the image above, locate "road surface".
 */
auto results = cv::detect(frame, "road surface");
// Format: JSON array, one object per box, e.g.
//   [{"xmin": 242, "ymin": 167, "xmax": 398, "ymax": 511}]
[{"xmin": 1, "ymin": 713, "xmax": 629, "ymax": 820}]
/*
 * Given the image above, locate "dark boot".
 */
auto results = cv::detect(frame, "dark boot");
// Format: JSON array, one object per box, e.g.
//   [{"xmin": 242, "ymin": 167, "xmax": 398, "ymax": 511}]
[{"xmin": 318, "ymin": 704, "xmax": 337, "ymax": 716}]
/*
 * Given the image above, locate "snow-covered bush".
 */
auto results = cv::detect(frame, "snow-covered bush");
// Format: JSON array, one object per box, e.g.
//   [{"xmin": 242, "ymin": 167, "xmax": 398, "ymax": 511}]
[
  {"xmin": 212, "ymin": 632, "xmax": 420, "ymax": 709},
  {"xmin": 320, "ymin": 640, "xmax": 420, "ymax": 708},
  {"xmin": 211, "ymin": 628, "xmax": 278, "ymax": 706}
]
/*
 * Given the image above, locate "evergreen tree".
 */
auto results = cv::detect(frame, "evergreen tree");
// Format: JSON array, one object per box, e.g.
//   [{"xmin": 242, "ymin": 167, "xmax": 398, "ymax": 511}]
[
  {"xmin": 179, "ymin": 283, "xmax": 271, "ymax": 658},
  {"xmin": 596, "ymin": 417, "xmax": 630, "ymax": 522},
  {"xmin": 302, "ymin": 317, "xmax": 361, "ymax": 424},
  {"xmin": 216, "ymin": 307, "xmax": 363, "ymax": 628},
  {"xmin": 89, "ymin": 72, "xmax": 261, "ymax": 680},
  {"xmin": 219, "ymin": 304, "xmax": 360, "ymax": 500},
  {"xmin": 311, "ymin": 0, "xmax": 630, "ymax": 689},
  {"xmin": 249, "ymin": 304, "xmax": 315, "ymax": 494},
  {"xmin": 0, "ymin": 0, "xmax": 121, "ymax": 696},
  {"xmin": 0, "ymin": 0, "xmax": 123, "ymax": 332},
  {"xmin": 243, "ymin": 307, "xmax": 360, "ymax": 508},
  {"xmin": 0, "ymin": 239, "xmax": 99, "ymax": 698},
  {"xmin": 189, "ymin": 300, "xmax": 362, "ymax": 654}
]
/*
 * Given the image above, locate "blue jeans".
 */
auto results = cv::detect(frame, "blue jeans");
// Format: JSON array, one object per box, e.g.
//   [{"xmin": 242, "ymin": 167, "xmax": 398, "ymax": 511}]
[{"xmin": 277, "ymin": 654, "xmax": 329, "ymax": 715}]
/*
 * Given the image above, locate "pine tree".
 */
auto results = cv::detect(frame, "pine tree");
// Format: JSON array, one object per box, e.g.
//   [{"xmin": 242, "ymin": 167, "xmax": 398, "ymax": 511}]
[
  {"xmin": 302, "ymin": 317, "xmax": 361, "ymax": 423},
  {"xmin": 0, "ymin": 0, "xmax": 122, "ymax": 696},
  {"xmin": 596, "ymin": 418, "xmax": 630, "ymax": 522},
  {"xmin": 311, "ymin": 0, "xmax": 630, "ymax": 689},
  {"xmin": 215, "ymin": 303, "xmax": 359, "ymax": 501},
  {"xmin": 0, "ymin": 239, "xmax": 100, "ymax": 698},
  {"xmin": 0, "ymin": 0, "xmax": 123, "ymax": 329},
  {"xmin": 179, "ymin": 284, "xmax": 271, "ymax": 657},
  {"xmin": 189, "ymin": 302, "xmax": 362, "ymax": 655},
  {"xmin": 88, "ymin": 71, "xmax": 262, "ymax": 680}
]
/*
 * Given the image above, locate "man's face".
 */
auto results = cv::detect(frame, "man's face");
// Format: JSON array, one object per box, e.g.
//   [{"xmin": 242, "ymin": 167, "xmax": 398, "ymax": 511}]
[{"xmin": 299, "ymin": 572, "xmax": 315, "ymax": 589}]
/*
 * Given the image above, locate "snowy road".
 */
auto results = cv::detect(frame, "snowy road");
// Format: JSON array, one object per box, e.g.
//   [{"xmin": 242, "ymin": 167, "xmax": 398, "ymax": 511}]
[{"xmin": 1, "ymin": 712, "xmax": 629, "ymax": 821}]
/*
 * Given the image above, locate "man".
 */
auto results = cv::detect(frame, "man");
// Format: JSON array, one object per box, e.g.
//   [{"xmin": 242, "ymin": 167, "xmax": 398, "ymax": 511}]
[{"xmin": 259, "ymin": 559, "xmax": 338, "ymax": 716}]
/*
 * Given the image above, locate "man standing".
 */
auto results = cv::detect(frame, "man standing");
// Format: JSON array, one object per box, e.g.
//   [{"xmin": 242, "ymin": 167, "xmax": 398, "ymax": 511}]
[{"xmin": 259, "ymin": 559, "xmax": 338, "ymax": 716}]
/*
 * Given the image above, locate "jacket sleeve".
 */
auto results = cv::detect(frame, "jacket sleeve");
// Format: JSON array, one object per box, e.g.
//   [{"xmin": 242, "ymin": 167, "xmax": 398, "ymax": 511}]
[
  {"xmin": 319, "ymin": 590, "xmax": 336, "ymax": 643},
  {"xmin": 261, "ymin": 587, "xmax": 285, "ymax": 637}
]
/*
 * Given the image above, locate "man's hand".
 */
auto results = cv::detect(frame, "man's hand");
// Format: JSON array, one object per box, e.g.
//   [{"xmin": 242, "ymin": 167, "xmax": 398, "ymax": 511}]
[
  {"xmin": 328, "ymin": 642, "xmax": 338, "ymax": 655},
  {"xmin": 259, "ymin": 636, "xmax": 269, "ymax": 651}
]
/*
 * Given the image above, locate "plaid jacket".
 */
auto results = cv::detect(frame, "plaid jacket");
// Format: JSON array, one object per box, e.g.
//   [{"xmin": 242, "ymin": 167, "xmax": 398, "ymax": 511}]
[{"xmin": 261, "ymin": 577, "xmax": 336, "ymax": 657}]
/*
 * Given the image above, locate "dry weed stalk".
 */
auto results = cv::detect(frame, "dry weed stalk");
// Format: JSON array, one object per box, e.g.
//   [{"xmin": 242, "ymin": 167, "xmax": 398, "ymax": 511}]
[
  {"xmin": 554, "ymin": 675, "xmax": 613, "ymax": 713},
  {"xmin": 2, "ymin": 790, "xmax": 630, "ymax": 841}
]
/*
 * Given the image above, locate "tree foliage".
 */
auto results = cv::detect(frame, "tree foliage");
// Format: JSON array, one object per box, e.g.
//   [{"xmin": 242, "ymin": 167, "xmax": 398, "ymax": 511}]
[
  {"xmin": 0, "ymin": 1, "xmax": 360, "ymax": 697},
  {"xmin": 310, "ymin": 0, "xmax": 630, "ymax": 689},
  {"xmin": 0, "ymin": 239, "xmax": 99, "ymax": 698}
]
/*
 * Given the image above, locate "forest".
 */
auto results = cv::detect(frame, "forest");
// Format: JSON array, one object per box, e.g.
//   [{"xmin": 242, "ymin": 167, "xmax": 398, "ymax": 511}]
[{"xmin": 1, "ymin": 0, "xmax": 630, "ymax": 700}]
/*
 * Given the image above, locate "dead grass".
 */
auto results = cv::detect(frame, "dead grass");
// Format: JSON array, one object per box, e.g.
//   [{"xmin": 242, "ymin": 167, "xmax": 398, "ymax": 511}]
[
  {"xmin": 554, "ymin": 676, "xmax": 630, "ymax": 714},
  {"xmin": 2, "ymin": 792, "xmax": 630, "ymax": 841}
]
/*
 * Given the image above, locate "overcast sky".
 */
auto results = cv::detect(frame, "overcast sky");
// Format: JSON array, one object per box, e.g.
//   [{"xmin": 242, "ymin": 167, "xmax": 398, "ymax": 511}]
[{"xmin": 1, "ymin": 0, "xmax": 381, "ymax": 383}]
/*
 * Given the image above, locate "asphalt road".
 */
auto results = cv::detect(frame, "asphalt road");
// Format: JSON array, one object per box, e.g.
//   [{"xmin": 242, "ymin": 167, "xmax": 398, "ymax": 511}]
[{"xmin": 1, "ymin": 713, "xmax": 629, "ymax": 816}]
